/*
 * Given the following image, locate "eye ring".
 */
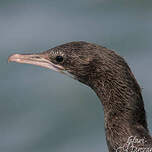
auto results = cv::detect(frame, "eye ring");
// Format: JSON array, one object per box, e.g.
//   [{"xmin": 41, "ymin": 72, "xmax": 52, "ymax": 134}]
[{"xmin": 55, "ymin": 56, "xmax": 63, "ymax": 63}]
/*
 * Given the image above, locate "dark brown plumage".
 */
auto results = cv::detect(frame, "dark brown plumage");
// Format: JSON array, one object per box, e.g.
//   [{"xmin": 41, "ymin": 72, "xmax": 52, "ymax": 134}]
[{"xmin": 8, "ymin": 41, "xmax": 152, "ymax": 151}]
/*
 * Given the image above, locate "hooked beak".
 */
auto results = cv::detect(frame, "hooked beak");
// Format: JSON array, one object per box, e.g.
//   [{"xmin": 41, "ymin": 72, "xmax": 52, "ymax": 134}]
[{"xmin": 8, "ymin": 53, "xmax": 64, "ymax": 72}]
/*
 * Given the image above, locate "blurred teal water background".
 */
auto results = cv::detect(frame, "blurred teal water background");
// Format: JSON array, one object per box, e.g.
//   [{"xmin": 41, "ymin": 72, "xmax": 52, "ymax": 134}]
[{"xmin": 0, "ymin": 0, "xmax": 152, "ymax": 152}]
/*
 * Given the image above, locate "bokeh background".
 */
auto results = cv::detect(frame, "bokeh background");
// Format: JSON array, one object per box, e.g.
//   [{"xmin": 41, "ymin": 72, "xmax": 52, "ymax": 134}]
[{"xmin": 0, "ymin": 0, "xmax": 152, "ymax": 152}]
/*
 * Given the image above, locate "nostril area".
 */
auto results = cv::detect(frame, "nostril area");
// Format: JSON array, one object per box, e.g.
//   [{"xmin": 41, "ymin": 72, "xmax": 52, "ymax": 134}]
[{"xmin": 31, "ymin": 56, "xmax": 41, "ymax": 59}]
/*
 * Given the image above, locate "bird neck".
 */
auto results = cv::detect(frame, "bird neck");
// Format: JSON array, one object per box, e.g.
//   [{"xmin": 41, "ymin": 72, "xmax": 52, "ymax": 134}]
[{"xmin": 89, "ymin": 69, "xmax": 149, "ymax": 151}]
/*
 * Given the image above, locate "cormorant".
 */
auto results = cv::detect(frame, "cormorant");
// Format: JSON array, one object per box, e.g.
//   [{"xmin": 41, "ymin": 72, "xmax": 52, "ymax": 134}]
[{"xmin": 8, "ymin": 41, "xmax": 152, "ymax": 152}]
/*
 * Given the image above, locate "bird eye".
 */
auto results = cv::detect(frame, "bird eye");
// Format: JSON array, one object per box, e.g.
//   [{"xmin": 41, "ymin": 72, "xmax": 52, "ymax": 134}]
[{"xmin": 55, "ymin": 56, "xmax": 63, "ymax": 63}]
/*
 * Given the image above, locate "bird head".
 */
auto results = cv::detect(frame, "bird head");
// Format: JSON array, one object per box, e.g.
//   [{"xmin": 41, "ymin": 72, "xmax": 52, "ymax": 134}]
[
  {"xmin": 8, "ymin": 41, "xmax": 126, "ymax": 86},
  {"xmin": 8, "ymin": 42, "xmax": 99, "ymax": 84}
]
